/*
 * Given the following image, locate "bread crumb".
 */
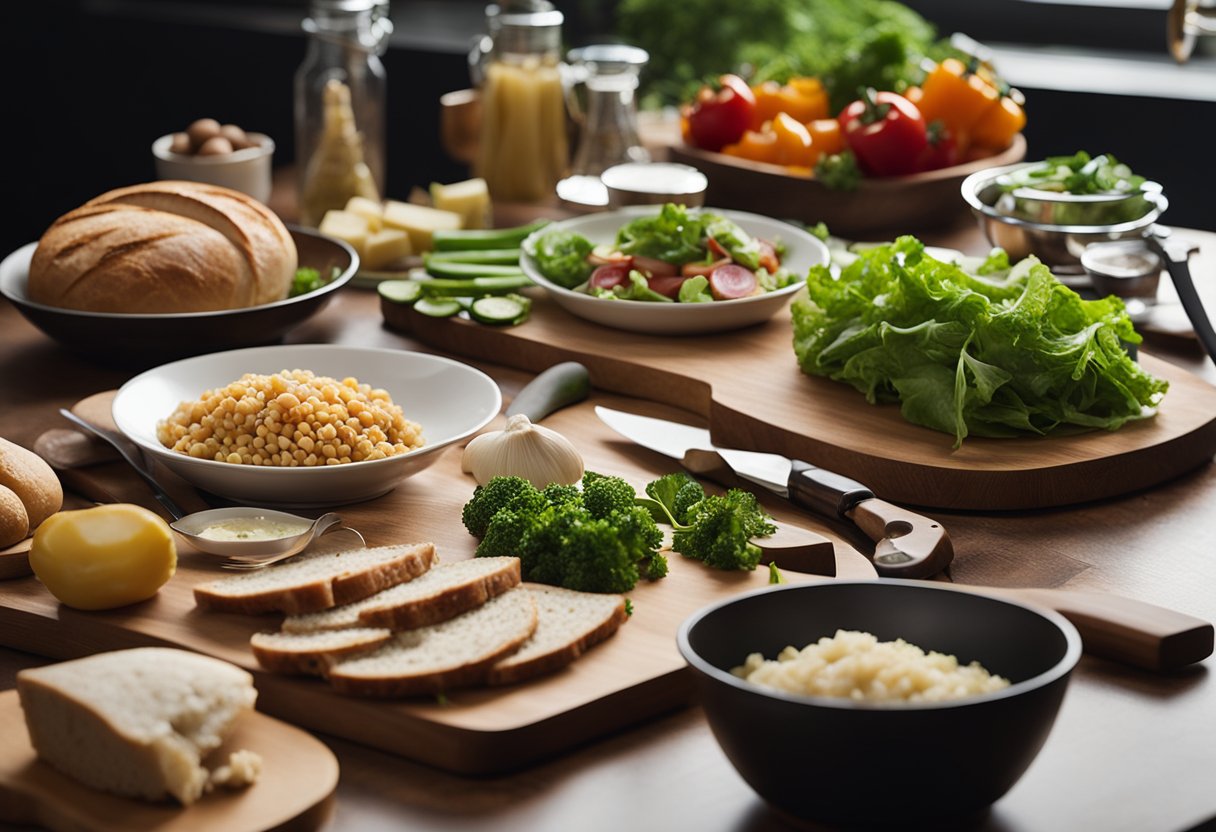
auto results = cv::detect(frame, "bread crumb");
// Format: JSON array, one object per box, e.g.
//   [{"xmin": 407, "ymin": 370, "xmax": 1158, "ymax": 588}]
[{"xmin": 208, "ymin": 749, "xmax": 263, "ymax": 791}]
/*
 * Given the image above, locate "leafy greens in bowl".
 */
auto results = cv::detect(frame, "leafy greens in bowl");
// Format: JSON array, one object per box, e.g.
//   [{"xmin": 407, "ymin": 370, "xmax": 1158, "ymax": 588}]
[
  {"xmin": 521, "ymin": 205, "xmax": 830, "ymax": 335},
  {"xmin": 792, "ymin": 236, "xmax": 1168, "ymax": 446}
]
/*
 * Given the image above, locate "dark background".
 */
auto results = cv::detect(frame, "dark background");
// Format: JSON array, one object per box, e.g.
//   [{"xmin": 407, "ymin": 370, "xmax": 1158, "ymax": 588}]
[{"xmin": 6, "ymin": 0, "xmax": 1214, "ymax": 258}]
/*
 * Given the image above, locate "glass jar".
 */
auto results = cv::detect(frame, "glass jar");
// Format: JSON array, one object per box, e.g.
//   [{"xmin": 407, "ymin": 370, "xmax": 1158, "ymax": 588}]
[
  {"xmin": 294, "ymin": 0, "xmax": 392, "ymax": 226},
  {"xmin": 473, "ymin": 8, "xmax": 568, "ymax": 202}
]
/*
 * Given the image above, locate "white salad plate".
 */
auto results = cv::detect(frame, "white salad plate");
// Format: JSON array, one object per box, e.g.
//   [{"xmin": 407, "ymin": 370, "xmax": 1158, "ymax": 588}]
[
  {"xmin": 111, "ymin": 344, "xmax": 501, "ymax": 507},
  {"xmin": 520, "ymin": 206, "xmax": 830, "ymax": 335}
]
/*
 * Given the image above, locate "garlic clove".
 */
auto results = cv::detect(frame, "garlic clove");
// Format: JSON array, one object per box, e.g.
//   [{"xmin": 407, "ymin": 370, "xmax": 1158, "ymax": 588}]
[{"xmin": 461, "ymin": 414, "xmax": 584, "ymax": 488}]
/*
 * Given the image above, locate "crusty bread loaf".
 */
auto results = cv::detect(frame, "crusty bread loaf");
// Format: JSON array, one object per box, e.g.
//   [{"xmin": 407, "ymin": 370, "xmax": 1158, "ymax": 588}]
[
  {"xmin": 251, "ymin": 627, "xmax": 392, "ymax": 675},
  {"xmin": 0, "ymin": 436, "xmax": 63, "ymax": 547},
  {"xmin": 281, "ymin": 556, "xmax": 521, "ymax": 634},
  {"xmin": 28, "ymin": 180, "xmax": 297, "ymax": 313},
  {"xmin": 17, "ymin": 647, "xmax": 258, "ymax": 805},
  {"xmin": 487, "ymin": 585, "xmax": 628, "ymax": 686},
  {"xmin": 327, "ymin": 588, "xmax": 538, "ymax": 697},
  {"xmin": 194, "ymin": 542, "xmax": 435, "ymax": 615}
]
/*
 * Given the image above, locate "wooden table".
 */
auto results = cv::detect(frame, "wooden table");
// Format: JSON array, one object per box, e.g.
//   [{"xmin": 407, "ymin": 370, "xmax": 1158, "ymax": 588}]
[{"xmin": 2, "ymin": 219, "xmax": 1216, "ymax": 832}]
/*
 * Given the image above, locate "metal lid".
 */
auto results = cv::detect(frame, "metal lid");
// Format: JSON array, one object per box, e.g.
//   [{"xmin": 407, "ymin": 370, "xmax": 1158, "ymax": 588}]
[{"xmin": 494, "ymin": 9, "xmax": 563, "ymax": 55}]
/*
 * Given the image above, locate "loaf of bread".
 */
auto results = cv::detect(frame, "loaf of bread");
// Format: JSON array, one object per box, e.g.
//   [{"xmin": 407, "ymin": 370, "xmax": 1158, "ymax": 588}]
[
  {"xmin": 17, "ymin": 647, "xmax": 259, "ymax": 805},
  {"xmin": 0, "ymin": 436, "xmax": 63, "ymax": 547},
  {"xmin": 28, "ymin": 180, "xmax": 298, "ymax": 313},
  {"xmin": 194, "ymin": 542, "xmax": 435, "ymax": 615}
]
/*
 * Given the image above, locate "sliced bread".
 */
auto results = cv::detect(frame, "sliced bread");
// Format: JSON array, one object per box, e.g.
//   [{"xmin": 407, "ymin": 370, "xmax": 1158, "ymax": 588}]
[
  {"xmin": 281, "ymin": 556, "xmax": 521, "ymax": 633},
  {"xmin": 487, "ymin": 585, "xmax": 628, "ymax": 686},
  {"xmin": 194, "ymin": 542, "xmax": 435, "ymax": 615},
  {"xmin": 250, "ymin": 627, "xmax": 392, "ymax": 675},
  {"xmin": 327, "ymin": 587, "xmax": 538, "ymax": 697},
  {"xmin": 17, "ymin": 647, "xmax": 257, "ymax": 806}
]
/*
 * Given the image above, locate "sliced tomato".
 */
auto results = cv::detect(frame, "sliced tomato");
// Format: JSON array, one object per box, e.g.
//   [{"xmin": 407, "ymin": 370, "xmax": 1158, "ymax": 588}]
[
  {"xmin": 646, "ymin": 274, "xmax": 689, "ymax": 299},
  {"xmin": 757, "ymin": 240, "xmax": 780, "ymax": 273},
  {"xmin": 630, "ymin": 255, "xmax": 679, "ymax": 277},
  {"xmin": 708, "ymin": 264, "xmax": 759, "ymax": 300},
  {"xmin": 707, "ymin": 236, "xmax": 730, "ymax": 259},
  {"xmin": 588, "ymin": 264, "xmax": 630, "ymax": 291},
  {"xmin": 682, "ymin": 256, "xmax": 731, "ymax": 278}
]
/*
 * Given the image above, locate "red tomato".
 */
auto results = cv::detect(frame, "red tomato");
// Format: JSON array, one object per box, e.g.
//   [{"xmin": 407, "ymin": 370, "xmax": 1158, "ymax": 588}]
[
  {"xmin": 917, "ymin": 121, "xmax": 960, "ymax": 172},
  {"xmin": 686, "ymin": 74, "xmax": 756, "ymax": 153},
  {"xmin": 647, "ymin": 275, "xmax": 688, "ymax": 299},
  {"xmin": 631, "ymin": 255, "xmax": 679, "ymax": 277},
  {"xmin": 757, "ymin": 240, "xmax": 780, "ymax": 273},
  {"xmin": 589, "ymin": 264, "xmax": 630, "ymax": 291},
  {"xmin": 839, "ymin": 89, "xmax": 928, "ymax": 177},
  {"xmin": 706, "ymin": 236, "xmax": 730, "ymax": 259},
  {"xmin": 708, "ymin": 264, "xmax": 759, "ymax": 300}
]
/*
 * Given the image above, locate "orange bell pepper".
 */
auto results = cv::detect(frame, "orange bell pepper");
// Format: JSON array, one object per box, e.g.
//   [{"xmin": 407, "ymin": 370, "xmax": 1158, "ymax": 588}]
[
  {"xmin": 917, "ymin": 58, "xmax": 1000, "ymax": 151},
  {"xmin": 721, "ymin": 129, "xmax": 779, "ymax": 165},
  {"xmin": 770, "ymin": 113, "xmax": 813, "ymax": 166},
  {"xmin": 750, "ymin": 78, "xmax": 830, "ymax": 131},
  {"xmin": 806, "ymin": 118, "xmax": 845, "ymax": 164},
  {"xmin": 970, "ymin": 95, "xmax": 1027, "ymax": 151}
]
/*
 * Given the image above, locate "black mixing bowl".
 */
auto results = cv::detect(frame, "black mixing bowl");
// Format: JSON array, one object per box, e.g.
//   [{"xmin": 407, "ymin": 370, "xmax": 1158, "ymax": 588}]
[{"xmin": 677, "ymin": 579, "xmax": 1082, "ymax": 827}]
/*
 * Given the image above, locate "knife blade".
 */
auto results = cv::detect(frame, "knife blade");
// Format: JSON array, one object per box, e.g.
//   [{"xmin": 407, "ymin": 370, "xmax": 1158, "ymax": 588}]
[{"xmin": 595, "ymin": 406, "xmax": 953, "ymax": 578}]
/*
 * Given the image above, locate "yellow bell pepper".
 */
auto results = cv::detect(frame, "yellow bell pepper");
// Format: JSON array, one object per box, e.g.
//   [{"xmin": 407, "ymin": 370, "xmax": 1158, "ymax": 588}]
[
  {"xmin": 722, "ymin": 129, "xmax": 779, "ymax": 165},
  {"xmin": 917, "ymin": 58, "xmax": 1000, "ymax": 153},
  {"xmin": 970, "ymin": 95, "xmax": 1027, "ymax": 151},
  {"xmin": 750, "ymin": 78, "xmax": 830, "ymax": 131},
  {"xmin": 806, "ymin": 118, "xmax": 845, "ymax": 165},
  {"xmin": 770, "ymin": 113, "xmax": 813, "ymax": 166}
]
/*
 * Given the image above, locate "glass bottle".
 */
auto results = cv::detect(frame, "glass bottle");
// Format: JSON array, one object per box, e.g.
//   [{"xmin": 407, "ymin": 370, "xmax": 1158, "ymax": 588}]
[
  {"xmin": 473, "ymin": 7, "xmax": 568, "ymax": 202},
  {"xmin": 294, "ymin": 0, "xmax": 392, "ymax": 226},
  {"xmin": 556, "ymin": 44, "xmax": 650, "ymax": 207}
]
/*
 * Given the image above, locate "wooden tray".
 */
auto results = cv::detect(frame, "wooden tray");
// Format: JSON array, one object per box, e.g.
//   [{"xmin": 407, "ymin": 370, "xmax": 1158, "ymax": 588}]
[
  {"xmin": 0, "ymin": 689, "xmax": 337, "ymax": 832},
  {"xmin": 668, "ymin": 135, "xmax": 1026, "ymax": 236},
  {"xmin": 385, "ymin": 296, "xmax": 1216, "ymax": 511},
  {"xmin": 0, "ymin": 394, "xmax": 874, "ymax": 775}
]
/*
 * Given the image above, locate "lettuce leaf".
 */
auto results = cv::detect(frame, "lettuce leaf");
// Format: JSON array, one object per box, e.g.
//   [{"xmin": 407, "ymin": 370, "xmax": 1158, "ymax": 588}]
[
  {"xmin": 791, "ymin": 236, "xmax": 1168, "ymax": 446},
  {"xmin": 615, "ymin": 203, "xmax": 707, "ymax": 265}
]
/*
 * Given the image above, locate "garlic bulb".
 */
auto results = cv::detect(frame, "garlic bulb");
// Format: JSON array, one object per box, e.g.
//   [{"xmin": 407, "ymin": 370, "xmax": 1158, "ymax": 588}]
[{"xmin": 461, "ymin": 414, "xmax": 584, "ymax": 488}]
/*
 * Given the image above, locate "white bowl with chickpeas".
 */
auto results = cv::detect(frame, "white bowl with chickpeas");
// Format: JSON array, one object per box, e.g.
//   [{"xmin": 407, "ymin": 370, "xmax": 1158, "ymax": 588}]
[
  {"xmin": 111, "ymin": 344, "xmax": 502, "ymax": 507},
  {"xmin": 153, "ymin": 118, "xmax": 275, "ymax": 204}
]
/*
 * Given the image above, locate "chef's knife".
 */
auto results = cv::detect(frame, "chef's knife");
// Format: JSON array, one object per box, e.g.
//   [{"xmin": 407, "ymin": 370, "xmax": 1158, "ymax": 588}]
[{"xmin": 595, "ymin": 406, "xmax": 953, "ymax": 578}]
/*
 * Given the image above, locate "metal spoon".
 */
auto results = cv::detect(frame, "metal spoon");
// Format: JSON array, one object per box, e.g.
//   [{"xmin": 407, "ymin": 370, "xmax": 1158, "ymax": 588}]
[{"xmin": 58, "ymin": 408, "xmax": 364, "ymax": 568}]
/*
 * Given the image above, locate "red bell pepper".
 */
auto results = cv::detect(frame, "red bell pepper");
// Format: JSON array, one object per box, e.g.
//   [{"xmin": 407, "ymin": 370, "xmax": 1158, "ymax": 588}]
[
  {"xmin": 686, "ymin": 74, "xmax": 757, "ymax": 153},
  {"xmin": 839, "ymin": 88, "xmax": 928, "ymax": 177}
]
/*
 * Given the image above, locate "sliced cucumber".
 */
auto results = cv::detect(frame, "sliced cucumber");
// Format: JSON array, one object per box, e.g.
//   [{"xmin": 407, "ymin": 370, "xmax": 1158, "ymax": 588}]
[
  {"xmin": 431, "ymin": 218, "xmax": 551, "ymax": 251},
  {"xmin": 424, "ymin": 248, "xmax": 521, "ymax": 265},
  {"xmin": 413, "ymin": 297, "xmax": 464, "ymax": 318},
  {"xmin": 377, "ymin": 279, "xmax": 423, "ymax": 305},
  {"xmin": 424, "ymin": 260, "xmax": 526, "ymax": 279},
  {"xmin": 418, "ymin": 274, "xmax": 533, "ymax": 296},
  {"xmin": 469, "ymin": 294, "xmax": 532, "ymax": 326}
]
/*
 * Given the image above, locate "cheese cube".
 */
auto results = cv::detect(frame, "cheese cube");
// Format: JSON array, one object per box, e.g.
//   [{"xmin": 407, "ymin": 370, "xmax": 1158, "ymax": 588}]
[
  {"xmin": 382, "ymin": 201, "xmax": 462, "ymax": 253},
  {"xmin": 430, "ymin": 178, "xmax": 491, "ymax": 230},
  {"xmin": 318, "ymin": 210, "xmax": 370, "ymax": 257},
  {"xmin": 362, "ymin": 229, "xmax": 413, "ymax": 270},
  {"xmin": 344, "ymin": 196, "xmax": 384, "ymax": 232}
]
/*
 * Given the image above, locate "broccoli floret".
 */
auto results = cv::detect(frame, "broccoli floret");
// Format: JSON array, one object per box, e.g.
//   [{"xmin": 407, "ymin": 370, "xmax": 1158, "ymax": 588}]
[
  {"xmin": 464, "ymin": 473, "xmax": 666, "ymax": 593},
  {"xmin": 647, "ymin": 475, "xmax": 778, "ymax": 572},
  {"xmin": 461, "ymin": 476, "xmax": 542, "ymax": 537},
  {"xmin": 542, "ymin": 482, "xmax": 581, "ymax": 507},
  {"xmin": 581, "ymin": 472, "xmax": 638, "ymax": 519}
]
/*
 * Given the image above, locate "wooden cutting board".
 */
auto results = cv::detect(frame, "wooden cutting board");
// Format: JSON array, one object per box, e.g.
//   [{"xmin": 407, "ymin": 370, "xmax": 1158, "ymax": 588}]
[
  {"xmin": 385, "ymin": 296, "xmax": 1216, "ymax": 510},
  {"xmin": 0, "ymin": 393, "xmax": 874, "ymax": 775},
  {"xmin": 0, "ymin": 690, "xmax": 338, "ymax": 832}
]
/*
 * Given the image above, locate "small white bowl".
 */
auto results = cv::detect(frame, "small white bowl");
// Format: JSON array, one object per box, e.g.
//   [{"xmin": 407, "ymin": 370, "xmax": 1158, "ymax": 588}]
[
  {"xmin": 112, "ymin": 344, "xmax": 502, "ymax": 507},
  {"xmin": 152, "ymin": 133, "xmax": 275, "ymax": 204},
  {"xmin": 520, "ymin": 206, "xmax": 830, "ymax": 335}
]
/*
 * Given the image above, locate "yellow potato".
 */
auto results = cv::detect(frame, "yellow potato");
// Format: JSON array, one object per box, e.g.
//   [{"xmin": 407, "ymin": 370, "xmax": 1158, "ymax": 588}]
[{"xmin": 30, "ymin": 504, "xmax": 177, "ymax": 610}]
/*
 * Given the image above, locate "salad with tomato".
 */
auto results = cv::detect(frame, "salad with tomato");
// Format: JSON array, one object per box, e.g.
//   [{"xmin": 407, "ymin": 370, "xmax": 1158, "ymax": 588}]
[{"xmin": 528, "ymin": 204, "xmax": 797, "ymax": 303}]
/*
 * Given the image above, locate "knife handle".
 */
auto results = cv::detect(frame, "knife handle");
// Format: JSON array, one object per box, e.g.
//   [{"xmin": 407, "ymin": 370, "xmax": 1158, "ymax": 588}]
[{"xmin": 787, "ymin": 460, "xmax": 953, "ymax": 578}]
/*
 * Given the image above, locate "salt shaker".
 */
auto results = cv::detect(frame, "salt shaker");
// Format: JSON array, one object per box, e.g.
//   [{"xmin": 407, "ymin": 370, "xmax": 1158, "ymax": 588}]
[{"xmin": 294, "ymin": 0, "xmax": 392, "ymax": 226}]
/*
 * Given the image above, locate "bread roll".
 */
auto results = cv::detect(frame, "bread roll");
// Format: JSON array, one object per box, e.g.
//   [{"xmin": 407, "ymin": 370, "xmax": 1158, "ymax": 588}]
[
  {"xmin": 28, "ymin": 180, "xmax": 297, "ymax": 313},
  {"xmin": 0, "ymin": 437, "xmax": 62, "ymax": 545}
]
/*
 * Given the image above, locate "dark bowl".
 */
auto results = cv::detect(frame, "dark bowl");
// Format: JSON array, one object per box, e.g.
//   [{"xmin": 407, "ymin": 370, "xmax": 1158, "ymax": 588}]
[
  {"xmin": 677, "ymin": 580, "xmax": 1082, "ymax": 827},
  {"xmin": 0, "ymin": 226, "xmax": 357, "ymax": 368}
]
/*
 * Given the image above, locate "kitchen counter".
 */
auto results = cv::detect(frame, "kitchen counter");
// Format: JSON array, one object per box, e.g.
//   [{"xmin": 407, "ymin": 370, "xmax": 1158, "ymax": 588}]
[{"xmin": 2, "ymin": 218, "xmax": 1215, "ymax": 831}]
